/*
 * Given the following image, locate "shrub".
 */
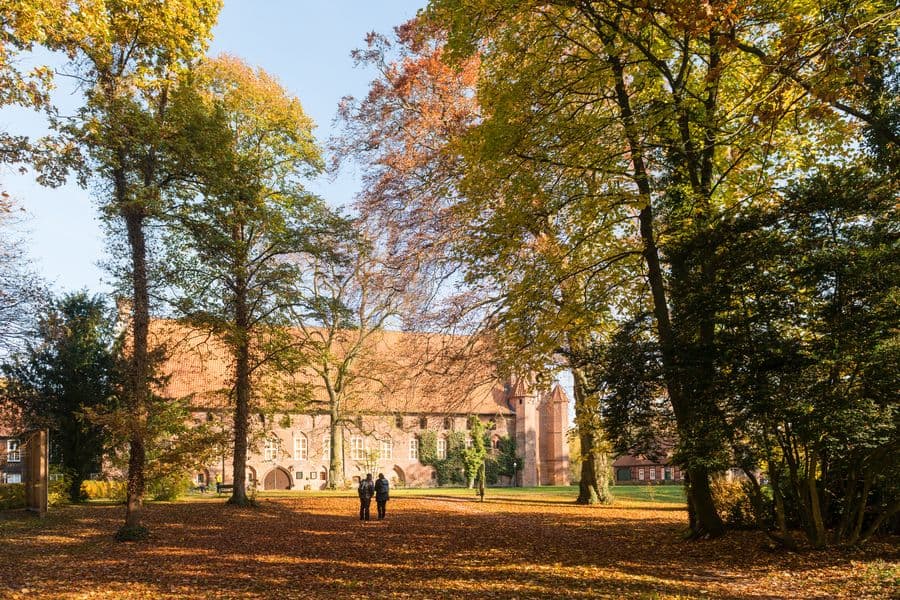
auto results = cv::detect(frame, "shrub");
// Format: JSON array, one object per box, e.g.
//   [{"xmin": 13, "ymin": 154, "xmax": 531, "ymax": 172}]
[
  {"xmin": 148, "ymin": 474, "xmax": 193, "ymax": 501},
  {"xmin": 48, "ymin": 471, "xmax": 72, "ymax": 507},
  {"xmin": 0, "ymin": 483, "xmax": 25, "ymax": 510},
  {"xmin": 711, "ymin": 477, "xmax": 756, "ymax": 528},
  {"xmin": 80, "ymin": 479, "xmax": 127, "ymax": 501}
]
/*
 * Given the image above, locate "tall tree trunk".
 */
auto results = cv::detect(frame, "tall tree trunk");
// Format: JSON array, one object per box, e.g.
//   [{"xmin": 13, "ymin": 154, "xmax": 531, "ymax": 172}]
[
  {"xmin": 639, "ymin": 205, "xmax": 724, "ymax": 538},
  {"xmin": 120, "ymin": 205, "xmax": 150, "ymax": 539},
  {"xmin": 228, "ymin": 336, "xmax": 251, "ymax": 505},
  {"xmin": 328, "ymin": 405, "xmax": 343, "ymax": 489},
  {"xmin": 592, "ymin": 18, "xmax": 725, "ymax": 536},
  {"xmin": 228, "ymin": 258, "xmax": 252, "ymax": 506},
  {"xmin": 572, "ymin": 367, "xmax": 610, "ymax": 504}
]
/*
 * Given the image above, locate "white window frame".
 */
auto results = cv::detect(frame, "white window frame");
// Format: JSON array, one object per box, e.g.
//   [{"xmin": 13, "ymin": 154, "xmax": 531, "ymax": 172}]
[
  {"xmin": 6, "ymin": 473, "xmax": 22, "ymax": 484},
  {"xmin": 350, "ymin": 436, "xmax": 366, "ymax": 461},
  {"xmin": 436, "ymin": 438, "xmax": 447, "ymax": 459},
  {"xmin": 638, "ymin": 468, "xmax": 645, "ymax": 481},
  {"xmin": 294, "ymin": 434, "xmax": 308, "ymax": 461},
  {"xmin": 409, "ymin": 438, "xmax": 419, "ymax": 461},
  {"xmin": 649, "ymin": 467, "xmax": 656, "ymax": 480},
  {"xmin": 380, "ymin": 438, "xmax": 393, "ymax": 461},
  {"xmin": 465, "ymin": 437, "xmax": 474, "ymax": 449},
  {"xmin": 264, "ymin": 438, "xmax": 278, "ymax": 461},
  {"xmin": 6, "ymin": 440, "xmax": 20, "ymax": 463}
]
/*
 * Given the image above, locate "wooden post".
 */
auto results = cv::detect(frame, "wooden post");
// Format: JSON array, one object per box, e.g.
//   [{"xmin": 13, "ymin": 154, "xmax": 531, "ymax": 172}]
[{"xmin": 24, "ymin": 429, "xmax": 49, "ymax": 517}]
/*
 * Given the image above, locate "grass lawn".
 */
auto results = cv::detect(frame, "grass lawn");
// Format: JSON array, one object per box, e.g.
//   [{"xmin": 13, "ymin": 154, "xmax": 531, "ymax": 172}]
[{"xmin": 0, "ymin": 490, "xmax": 896, "ymax": 599}]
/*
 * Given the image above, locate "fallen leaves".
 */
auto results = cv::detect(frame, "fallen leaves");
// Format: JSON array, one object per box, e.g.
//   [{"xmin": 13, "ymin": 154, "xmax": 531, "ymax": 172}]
[{"xmin": 0, "ymin": 494, "xmax": 896, "ymax": 599}]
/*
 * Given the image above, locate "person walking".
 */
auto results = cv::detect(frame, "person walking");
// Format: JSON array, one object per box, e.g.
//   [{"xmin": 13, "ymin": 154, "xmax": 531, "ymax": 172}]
[
  {"xmin": 374, "ymin": 473, "xmax": 390, "ymax": 520},
  {"xmin": 358, "ymin": 473, "xmax": 375, "ymax": 521}
]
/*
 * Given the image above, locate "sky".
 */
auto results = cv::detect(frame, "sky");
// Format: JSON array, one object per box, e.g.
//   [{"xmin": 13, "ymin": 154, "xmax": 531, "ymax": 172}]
[{"xmin": 2, "ymin": 0, "xmax": 426, "ymax": 295}]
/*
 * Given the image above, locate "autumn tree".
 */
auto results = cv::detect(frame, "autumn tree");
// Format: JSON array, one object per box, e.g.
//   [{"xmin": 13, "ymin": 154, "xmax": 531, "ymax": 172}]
[
  {"xmin": 290, "ymin": 231, "xmax": 406, "ymax": 488},
  {"xmin": 164, "ymin": 55, "xmax": 339, "ymax": 506},
  {"xmin": 422, "ymin": 0, "xmax": 897, "ymax": 537},
  {"xmin": 0, "ymin": 0, "xmax": 60, "ymax": 172},
  {"xmin": 45, "ymin": 0, "xmax": 221, "ymax": 539},
  {"xmin": 339, "ymin": 18, "xmax": 630, "ymax": 505}
]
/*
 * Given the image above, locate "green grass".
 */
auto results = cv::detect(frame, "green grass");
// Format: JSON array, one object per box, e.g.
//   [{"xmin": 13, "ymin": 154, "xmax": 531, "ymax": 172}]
[{"xmin": 194, "ymin": 483, "xmax": 686, "ymax": 505}]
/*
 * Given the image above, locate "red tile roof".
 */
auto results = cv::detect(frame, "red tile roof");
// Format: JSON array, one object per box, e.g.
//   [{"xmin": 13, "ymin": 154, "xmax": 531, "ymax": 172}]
[{"xmin": 150, "ymin": 320, "xmax": 515, "ymax": 416}]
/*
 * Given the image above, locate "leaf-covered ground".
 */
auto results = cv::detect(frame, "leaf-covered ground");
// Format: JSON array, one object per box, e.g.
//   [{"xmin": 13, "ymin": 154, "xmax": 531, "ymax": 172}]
[{"xmin": 0, "ymin": 492, "xmax": 896, "ymax": 599}]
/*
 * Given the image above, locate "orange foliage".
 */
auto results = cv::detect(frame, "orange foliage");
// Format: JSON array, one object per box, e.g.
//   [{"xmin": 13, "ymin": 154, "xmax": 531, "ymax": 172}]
[{"xmin": 0, "ymin": 495, "xmax": 896, "ymax": 598}]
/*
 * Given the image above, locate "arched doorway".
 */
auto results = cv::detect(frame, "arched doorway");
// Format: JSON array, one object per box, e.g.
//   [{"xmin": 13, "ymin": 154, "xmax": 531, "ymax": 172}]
[
  {"xmin": 392, "ymin": 465, "xmax": 405, "ymax": 486},
  {"xmin": 263, "ymin": 467, "xmax": 292, "ymax": 490}
]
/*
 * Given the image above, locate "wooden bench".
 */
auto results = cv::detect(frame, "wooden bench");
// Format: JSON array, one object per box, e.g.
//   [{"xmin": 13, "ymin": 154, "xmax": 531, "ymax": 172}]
[{"xmin": 216, "ymin": 483, "xmax": 233, "ymax": 494}]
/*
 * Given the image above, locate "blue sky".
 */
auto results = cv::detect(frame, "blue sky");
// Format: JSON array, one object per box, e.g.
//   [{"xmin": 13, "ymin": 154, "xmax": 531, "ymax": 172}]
[{"xmin": 2, "ymin": 1, "xmax": 425, "ymax": 295}]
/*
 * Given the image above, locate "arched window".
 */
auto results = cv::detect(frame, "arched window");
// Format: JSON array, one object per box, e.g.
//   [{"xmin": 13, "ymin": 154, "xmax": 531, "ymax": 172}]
[{"xmin": 294, "ymin": 434, "xmax": 308, "ymax": 461}]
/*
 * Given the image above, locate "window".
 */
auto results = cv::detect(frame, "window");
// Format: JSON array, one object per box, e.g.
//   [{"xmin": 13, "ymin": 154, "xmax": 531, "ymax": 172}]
[
  {"xmin": 465, "ymin": 437, "xmax": 474, "ymax": 449},
  {"xmin": 7, "ymin": 440, "xmax": 20, "ymax": 463},
  {"xmin": 649, "ymin": 467, "xmax": 656, "ymax": 480},
  {"xmin": 409, "ymin": 438, "xmax": 419, "ymax": 461},
  {"xmin": 295, "ymin": 471, "xmax": 304, "ymax": 479},
  {"xmin": 197, "ymin": 473, "xmax": 205, "ymax": 484},
  {"xmin": 380, "ymin": 438, "xmax": 393, "ymax": 461},
  {"xmin": 436, "ymin": 438, "xmax": 447, "ymax": 459},
  {"xmin": 350, "ymin": 436, "xmax": 366, "ymax": 461},
  {"xmin": 264, "ymin": 438, "xmax": 278, "ymax": 461},
  {"xmin": 356, "ymin": 415, "xmax": 363, "ymax": 429},
  {"xmin": 638, "ymin": 468, "xmax": 645, "ymax": 481},
  {"xmin": 418, "ymin": 416, "xmax": 428, "ymax": 429},
  {"xmin": 5, "ymin": 473, "xmax": 21, "ymax": 484},
  {"xmin": 294, "ymin": 434, "xmax": 308, "ymax": 461},
  {"xmin": 309, "ymin": 472, "xmax": 317, "ymax": 480},
  {"xmin": 395, "ymin": 415, "xmax": 404, "ymax": 428},
  {"xmin": 322, "ymin": 435, "xmax": 331, "ymax": 460},
  {"xmin": 443, "ymin": 417, "xmax": 452, "ymax": 430}
]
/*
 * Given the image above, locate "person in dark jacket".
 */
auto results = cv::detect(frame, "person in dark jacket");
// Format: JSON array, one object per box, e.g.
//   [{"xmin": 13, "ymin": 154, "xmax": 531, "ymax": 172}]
[
  {"xmin": 374, "ymin": 473, "xmax": 390, "ymax": 520},
  {"xmin": 358, "ymin": 473, "xmax": 375, "ymax": 521}
]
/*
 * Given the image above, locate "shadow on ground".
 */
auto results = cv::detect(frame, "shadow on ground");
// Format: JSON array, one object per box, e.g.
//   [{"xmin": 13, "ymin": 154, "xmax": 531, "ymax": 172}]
[{"xmin": 0, "ymin": 497, "xmax": 896, "ymax": 599}]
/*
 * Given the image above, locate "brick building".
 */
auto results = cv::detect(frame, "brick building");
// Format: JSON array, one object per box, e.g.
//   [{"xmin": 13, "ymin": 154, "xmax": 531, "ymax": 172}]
[
  {"xmin": 612, "ymin": 452, "xmax": 683, "ymax": 485},
  {"xmin": 152, "ymin": 320, "xmax": 570, "ymax": 490},
  {"xmin": 0, "ymin": 426, "xmax": 23, "ymax": 484}
]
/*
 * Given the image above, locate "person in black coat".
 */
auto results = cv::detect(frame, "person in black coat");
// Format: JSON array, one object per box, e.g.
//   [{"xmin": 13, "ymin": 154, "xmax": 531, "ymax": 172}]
[
  {"xmin": 374, "ymin": 472, "xmax": 390, "ymax": 520},
  {"xmin": 358, "ymin": 473, "xmax": 375, "ymax": 521}
]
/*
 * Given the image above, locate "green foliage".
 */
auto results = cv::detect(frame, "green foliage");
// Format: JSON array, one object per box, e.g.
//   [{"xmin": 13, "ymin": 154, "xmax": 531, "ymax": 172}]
[
  {"xmin": 418, "ymin": 430, "xmax": 438, "ymax": 466},
  {"xmin": 1, "ymin": 292, "xmax": 116, "ymax": 502},
  {"xmin": 49, "ymin": 470, "xmax": 72, "ymax": 507},
  {"xmin": 147, "ymin": 473, "xmax": 193, "ymax": 501},
  {"xmin": 494, "ymin": 435, "xmax": 518, "ymax": 478},
  {"xmin": 0, "ymin": 483, "xmax": 25, "ymax": 510}
]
